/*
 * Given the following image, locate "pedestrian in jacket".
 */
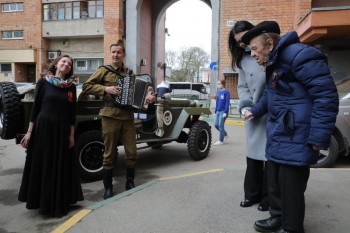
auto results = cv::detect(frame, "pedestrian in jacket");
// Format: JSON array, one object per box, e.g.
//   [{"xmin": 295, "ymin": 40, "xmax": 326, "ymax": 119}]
[
  {"xmin": 228, "ymin": 20, "xmax": 269, "ymax": 211},
  {"xmin": 241, "ymin": 21, "xmax": 339, "ymax": 233},
  {"xmin": 213, "ymin": 79, "xmax": 230, "ymax": 146}
]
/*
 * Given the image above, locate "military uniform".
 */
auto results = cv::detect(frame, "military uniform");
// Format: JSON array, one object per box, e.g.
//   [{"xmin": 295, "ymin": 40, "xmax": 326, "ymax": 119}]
[{"xmin": 82, "ymin": 64, "xmax": 137, "ymax": 170}]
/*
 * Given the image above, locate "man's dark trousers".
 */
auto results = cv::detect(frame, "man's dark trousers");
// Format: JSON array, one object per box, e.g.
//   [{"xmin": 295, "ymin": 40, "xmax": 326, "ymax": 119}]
[{"xmin": 267, "ymin": 160, "xmax": 310, "ymax": 231}]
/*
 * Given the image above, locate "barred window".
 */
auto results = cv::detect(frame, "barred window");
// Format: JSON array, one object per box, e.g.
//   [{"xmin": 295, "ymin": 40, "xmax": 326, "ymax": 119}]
[
  {"xmin": 74, "ymin": 59, "xmax": 104, "ymax": 73},
  {"xmin": 0, "ymin": 64, "xmax": 12, "ymax": 72}
]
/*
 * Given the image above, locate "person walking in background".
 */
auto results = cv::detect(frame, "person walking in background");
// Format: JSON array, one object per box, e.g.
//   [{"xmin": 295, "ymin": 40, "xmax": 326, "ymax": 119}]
[
  {"xmin": 213, "ymin": 79, "xmax": 230, "ymax": 146},
  {"xmin": 18, "ymin": 55, "xmax": 84, "ymax": 217},
  {"xmin": 228, "ymin": 20, "xmax": 269, "ymax": 212},
  {"xmin": 241, "ymin": 21, "xmax": 339, "ymax": 233},
  {"xmin": 82, "ymin": 39, "xmax": 155, "ymax": 199}
]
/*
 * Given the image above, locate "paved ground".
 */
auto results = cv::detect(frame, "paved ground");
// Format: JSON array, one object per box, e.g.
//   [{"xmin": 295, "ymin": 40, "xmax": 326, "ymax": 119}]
[
  {"xmin": 56, "ymin": 168, "xmax": 350, "ymax": 233},
  {"xmin": 2, "ymin": 117, "xmax": 350, "ymax": 233}
]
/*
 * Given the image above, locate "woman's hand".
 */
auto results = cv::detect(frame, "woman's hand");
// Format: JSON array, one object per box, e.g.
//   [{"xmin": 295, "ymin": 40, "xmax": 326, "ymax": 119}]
[
  {"xmin": 69, "ymin": 134, "xmax": 75, "ymax": 149},
  {"xmin": 20, "ymin": 132, "xmax": 31, "ymax": 149}
]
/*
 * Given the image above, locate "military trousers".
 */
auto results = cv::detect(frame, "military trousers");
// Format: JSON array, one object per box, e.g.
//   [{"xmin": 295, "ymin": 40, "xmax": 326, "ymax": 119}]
[{"xmin": 101, "ymin": 116, "xmax": 137, "ymax": 170}]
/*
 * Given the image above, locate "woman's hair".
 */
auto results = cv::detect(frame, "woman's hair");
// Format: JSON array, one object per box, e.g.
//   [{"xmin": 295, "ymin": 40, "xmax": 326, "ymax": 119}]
[
  {"xmin": 110, "ymin": 39, "xmax": 126, "ymax": 52},
  {"xmin": 219, "ymin": 79, "xmax": 226, "ymax": 87},
  {"xmin": 228, "ymin": 20, "xmax": 254, "ymax": 69},
  {"xmin": 46, "ymin": 54, "xmax": 74, "ymax": 80}
]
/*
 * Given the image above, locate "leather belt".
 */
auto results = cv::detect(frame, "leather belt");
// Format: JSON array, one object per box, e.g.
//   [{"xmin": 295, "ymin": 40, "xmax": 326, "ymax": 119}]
[{"xmin": 104, "ymin": 101, "xmax": 119, "ymax": 107}]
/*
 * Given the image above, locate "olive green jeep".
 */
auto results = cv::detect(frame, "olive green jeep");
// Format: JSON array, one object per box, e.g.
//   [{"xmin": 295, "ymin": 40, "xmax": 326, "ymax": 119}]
[{"xmin": 0, "ymin": 75, "xmax": 212, "ymax": 181}]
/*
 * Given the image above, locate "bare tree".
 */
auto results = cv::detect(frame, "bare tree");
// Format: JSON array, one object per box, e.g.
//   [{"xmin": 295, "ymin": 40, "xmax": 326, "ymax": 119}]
[
  {"xmin": 166, "ymin": 46, "xmax": 210, "ymax": 82},
  {"xmin": 165, "ymin": 50, "xmax": 177, "ymax": 68}
]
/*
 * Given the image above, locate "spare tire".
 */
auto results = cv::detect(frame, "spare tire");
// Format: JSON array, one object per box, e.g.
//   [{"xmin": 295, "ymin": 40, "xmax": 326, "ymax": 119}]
[{"xmin": 0, "ymin": 82, "xmax": 21, "ymax": 139}]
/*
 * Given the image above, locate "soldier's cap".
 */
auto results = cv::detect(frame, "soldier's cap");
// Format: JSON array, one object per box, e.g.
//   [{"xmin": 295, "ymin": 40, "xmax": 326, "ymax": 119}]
[{"xmin": 241, "ymin": 21, "xmax": 281, "ymax": 44}]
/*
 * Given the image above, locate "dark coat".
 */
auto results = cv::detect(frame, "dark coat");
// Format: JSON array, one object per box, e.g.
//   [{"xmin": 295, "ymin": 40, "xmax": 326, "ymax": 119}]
[{"xmin": 251, "ymin": 31, "xmax": 339, "ymax": 166}]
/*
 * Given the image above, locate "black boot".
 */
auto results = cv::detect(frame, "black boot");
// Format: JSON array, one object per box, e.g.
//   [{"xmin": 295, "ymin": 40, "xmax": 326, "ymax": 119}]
[
  {"xmin": 103, "ymin": 169, "xmax": 113, "ymax": 199},
  {"xmin": 125, "ymin": 167, "xmax": 135, "ymax": 190}
]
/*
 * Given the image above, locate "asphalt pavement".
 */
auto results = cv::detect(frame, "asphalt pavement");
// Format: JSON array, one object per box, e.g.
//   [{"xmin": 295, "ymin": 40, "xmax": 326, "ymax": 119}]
[
  {"xmin": 51, "ymin": 118, "xmax": 350, "ymax": 233},
  {"xmin": 1, "ymin": 117, "xmax": 350, "ymax": 233}
]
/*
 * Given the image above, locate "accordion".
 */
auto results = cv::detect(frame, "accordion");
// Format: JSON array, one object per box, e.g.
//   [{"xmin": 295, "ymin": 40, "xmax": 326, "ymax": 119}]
[{"xmin": 114, "ymin": 75, "xmax": 153, "ymax": 111}]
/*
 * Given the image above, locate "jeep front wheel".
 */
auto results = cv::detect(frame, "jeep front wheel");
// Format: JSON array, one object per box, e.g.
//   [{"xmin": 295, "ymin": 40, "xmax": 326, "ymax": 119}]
[
  {"xmin": 187, "ymin": 120, "xmax": 211, "ymax": 160},
  {"xmin": 0, "ymin": 82, "xmax": 21, "ymax": 139},
  {"xmin": 75, "ymin": 130, "xmax": 104, "ymax": 181}
]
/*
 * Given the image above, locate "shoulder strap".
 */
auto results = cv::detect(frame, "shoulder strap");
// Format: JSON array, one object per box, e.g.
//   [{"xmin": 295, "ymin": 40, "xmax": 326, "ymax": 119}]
[
  {"xmin": 99, "ymin": 65, "xmax": 133, "ymax": 77},
  {"xmin": 99, "ymin": 65, "xmax": 124, "ymax": 77}
]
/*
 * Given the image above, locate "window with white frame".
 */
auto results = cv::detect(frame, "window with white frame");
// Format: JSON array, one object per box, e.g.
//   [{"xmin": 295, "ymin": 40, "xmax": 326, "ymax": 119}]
[
  {"xmin": 43, "ymin": 1, "xmax": 103, "ymax": 21},
  {"xmin": 2, "ymin": 3, "xmax": 23, "ymax": 12},
  {"xmin": 74, "ymin": 59, "xmax": 103, "ymax": 73},
  {"xmin": 0, "ymin": 64, "xmax": 12, "ymax": 72},
  {"xmin": 2, "ymin": 31, "xmax": 23, "ymax": 39}
]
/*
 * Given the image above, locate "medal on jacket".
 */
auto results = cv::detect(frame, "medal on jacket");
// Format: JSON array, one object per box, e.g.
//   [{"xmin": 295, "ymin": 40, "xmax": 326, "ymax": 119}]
[
  {"xmin": 272, "ymin": 71, "xmax": 278, "ymax": 89},
  {"xmin": 68, "ymin": 91, "xmax": 73, "ymax": 102}
]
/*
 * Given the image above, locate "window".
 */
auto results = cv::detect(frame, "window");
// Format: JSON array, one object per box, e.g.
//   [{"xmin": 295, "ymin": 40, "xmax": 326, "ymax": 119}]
[
  {"xmin": 58, "ymin": 3, "xmax": 65, "ymax": 20},
  {"xmin": 89, "ymin": 0, "xmax": 103, "ymax": 18},
  {"xmin": 65, "ymin": 2, "xmax": 72, "ymax": 20},
  {"xmin": 76, "ymin": 60, "xmax": 87, "ymax": 71},
  {"xmin": 0, "ymin": 64, "xmax": 12, "ymax": 72},
  {"xmin": 2, "ymin": 31, "xmax": 23, "ymax": 39},
  {"xmin": 2, "ymin": 3, "xmax": 23, "ymax": 12},
  {"xmin": 74, "ymin": 59, "xmax": 104, "ymax": 72},
  {"xmin": 73, "ymin": 2, "xmax": 80, "ymax": 19},
  {"xmin": 43, "ymin": 1, "xmax": 102, "ymax": 21}
]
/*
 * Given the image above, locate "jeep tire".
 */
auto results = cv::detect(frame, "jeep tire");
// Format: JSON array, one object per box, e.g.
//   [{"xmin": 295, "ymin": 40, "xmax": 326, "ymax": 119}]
[
  {"xmin": 0, "ymin": 82, "xmax": 21, "ymax": 140},
  {"xmin": 75, "ymin": 130, "xmax": 104, "ymax": 181},
  {"xmin": 311, "ymin": 135, "xmax": 339, "ymax": 168},
  {"xmin": 187, "ymin": 120, "xmax": 211, "ymax": 160}
]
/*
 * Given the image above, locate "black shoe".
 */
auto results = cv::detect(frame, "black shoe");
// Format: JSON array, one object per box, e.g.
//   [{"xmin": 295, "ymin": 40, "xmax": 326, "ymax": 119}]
[
  {"xmin": 103, "ymin": 185, "xmax": 113, "ymax": 199},
  {"xmin": 273, "ymin": 229, "xmax": 304, "ymax": 233},
  {"xmin": 240, "ymin": 199, "xmax": 258, "ymax": 207},
  {"xmin": 254, "ymin": 217, "xmax": 281, "ymax": 232},
  {"xmin": 125, "ymin": 167, "xmax": 135, "ymax": 190},
  {"xmin": 103, "ymin": 169, "xmax": 114, "ymax": 199},
  {"xmin": 125, "ymin": 180, "xmax": 135, "ymax": 190},
  {"xmin": 257, "ymin": 203, "xmax": 269, "ymax": 212},
  {"xmin": 273, "ymin": 230, "xmax": 289, "ymax": 233}
]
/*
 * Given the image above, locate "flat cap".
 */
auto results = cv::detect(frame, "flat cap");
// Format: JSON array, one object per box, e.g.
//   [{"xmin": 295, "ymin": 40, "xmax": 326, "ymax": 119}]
[{"xmin": 241, "ymin": 21, "xmax": 281, "ymax": 44}]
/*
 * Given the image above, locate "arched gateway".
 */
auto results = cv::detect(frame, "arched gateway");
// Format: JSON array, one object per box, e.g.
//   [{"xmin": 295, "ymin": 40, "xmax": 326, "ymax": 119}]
[{"xmin": 125, "ymin": 0, "xmax": 219, "ymax": 93}]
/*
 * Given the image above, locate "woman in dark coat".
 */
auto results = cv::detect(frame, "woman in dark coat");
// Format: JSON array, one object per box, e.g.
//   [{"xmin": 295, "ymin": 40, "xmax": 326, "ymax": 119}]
[
  {"xmin": 228, "ymin": 21, "xmax": 269, "ymax": 211},
  {"xmin": 18, "ymin": 55, "xmax": 83, "ymax": 217}
]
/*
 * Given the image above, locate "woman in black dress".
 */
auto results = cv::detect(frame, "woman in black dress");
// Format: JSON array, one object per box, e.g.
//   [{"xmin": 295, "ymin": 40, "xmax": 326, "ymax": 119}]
[{"xmin": 18, "ymin": 55, "xmax": 83, "ymax": 217}]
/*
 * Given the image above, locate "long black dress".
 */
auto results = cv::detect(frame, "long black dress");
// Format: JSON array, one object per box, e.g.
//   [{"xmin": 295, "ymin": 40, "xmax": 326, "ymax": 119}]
[{"xmin": 18, "ymin": 78, "xmax": 84, "ymax": 217}]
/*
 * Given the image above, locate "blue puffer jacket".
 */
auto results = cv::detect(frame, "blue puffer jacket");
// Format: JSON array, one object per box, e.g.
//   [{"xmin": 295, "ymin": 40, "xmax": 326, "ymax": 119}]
[{"xmin": 251, "ymin": 31, "xmax": 339, "ymax": 166}]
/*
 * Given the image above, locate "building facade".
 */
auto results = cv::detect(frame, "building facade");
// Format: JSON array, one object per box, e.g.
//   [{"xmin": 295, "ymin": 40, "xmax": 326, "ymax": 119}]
[
  {"xmin": 0, "ymin": 0, "xmax": 349, "ymax": 99},
  {"xmin": 220, "ymin": 0, "xmax": 350, "ymax": 98}
]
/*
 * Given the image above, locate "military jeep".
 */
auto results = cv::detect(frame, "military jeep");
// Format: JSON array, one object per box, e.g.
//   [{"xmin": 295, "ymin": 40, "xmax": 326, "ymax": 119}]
[{"xmin": 0, "ymin": 75, "xmax": 212, "ymax": 181}]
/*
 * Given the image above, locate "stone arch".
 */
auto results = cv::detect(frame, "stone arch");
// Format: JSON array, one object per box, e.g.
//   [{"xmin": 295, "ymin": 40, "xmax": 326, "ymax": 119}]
[{"xmin": 126, "ymin": 0, "xmax": 218, "ymax": 87}]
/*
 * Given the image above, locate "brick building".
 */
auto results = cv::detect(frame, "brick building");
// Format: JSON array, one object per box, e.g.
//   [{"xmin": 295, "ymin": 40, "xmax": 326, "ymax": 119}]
[
  {"xmin": 0, "ymin": 0, "xmax": 349, "ymax": 100},
  {"xmin": 220, "ymin": 0, "xmax": 350, "ymax": 98}
]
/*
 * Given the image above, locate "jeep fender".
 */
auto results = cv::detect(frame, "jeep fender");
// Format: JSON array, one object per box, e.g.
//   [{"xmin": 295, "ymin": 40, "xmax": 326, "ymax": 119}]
[{"xmin": 169, "ymin": 107, "xmax": 211, "ymax": 139}]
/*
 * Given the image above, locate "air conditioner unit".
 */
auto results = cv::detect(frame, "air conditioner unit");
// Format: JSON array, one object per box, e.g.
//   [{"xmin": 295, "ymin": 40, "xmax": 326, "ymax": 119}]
[{"xmin": 47, "ymin": 51, "xmax": 61, "ymax": 60}]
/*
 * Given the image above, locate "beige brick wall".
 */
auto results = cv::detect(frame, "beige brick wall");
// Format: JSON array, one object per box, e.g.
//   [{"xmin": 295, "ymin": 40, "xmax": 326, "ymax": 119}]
[
  {"xmin": 103, "ymin": 0, "xmax": 124, "ymax": 64},
  {"xmin": 220, "ymin": 0, "xmax": 296, "ymax": 78}
]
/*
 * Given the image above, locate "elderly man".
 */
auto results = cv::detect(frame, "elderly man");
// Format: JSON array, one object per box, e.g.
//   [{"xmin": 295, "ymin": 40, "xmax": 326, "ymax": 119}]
[{"xmin": 241, "ymin": 21, "xmax": 339, "ymax": 233}]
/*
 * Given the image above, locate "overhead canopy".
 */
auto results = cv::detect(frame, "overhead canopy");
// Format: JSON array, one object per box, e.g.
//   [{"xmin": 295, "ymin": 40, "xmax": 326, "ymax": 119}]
[{"xmin": 296, "ymin": 7, "xmax": 350, "ymax": 43}]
